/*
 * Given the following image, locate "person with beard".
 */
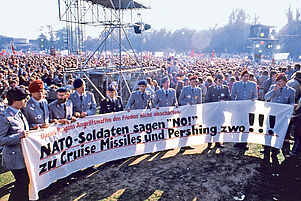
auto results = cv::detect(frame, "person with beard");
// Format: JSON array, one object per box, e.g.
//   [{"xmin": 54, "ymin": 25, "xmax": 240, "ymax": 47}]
[
  {"xmin": 48, "ymin": 87, "xmax": 77, "ymax": 124},
  {"xmin": 22, "ymin": 80, "xmax": 50, "ymax": 130}
]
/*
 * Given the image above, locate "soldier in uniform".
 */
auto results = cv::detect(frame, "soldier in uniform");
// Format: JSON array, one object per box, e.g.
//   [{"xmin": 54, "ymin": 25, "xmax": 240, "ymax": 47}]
[
  {"xmin": 264, "ymin": 73, "xmax": 295, "ymax": 166},
  {"xmin": 22, "ymin": 80, "xmax": 50, "ymax": 130},
  {"xmin": 0, "ymin": 87, "xmax": 30, "ymax": 201},
  {"xmin": 206, "ymin": 74, "xmax": 231, "ymax": 149},
  {"xmin": 69, "ymin": 78, "xmax": 97, "ymax": 118},
  {"xmin": 231, "ymin": 70, "xmax": 258, "ymax": 150},
  {"xmin": 126, "ymin": 80, "xmax": 152, "ymax": 111},
  {"xmin": 231, "ymin": 69, "xmax": 258, "ymax": 101},
  {"xmin": 287, "ymin": 71, "xmax": 301, "ymax": 103},
  {"xmin": 179, "ymin": 76, "xmax": 202, "ymax": 105},
  {"xmin": 154, "ymin": 77, "xmax": 178, "ymax": 108},
  {"xmin": 48, "ymin": 87, "xmax": 77, "ymax": 124},
  {"xmin": 99, "ymin": 86, "xmax": 124, "ymax": 114}
]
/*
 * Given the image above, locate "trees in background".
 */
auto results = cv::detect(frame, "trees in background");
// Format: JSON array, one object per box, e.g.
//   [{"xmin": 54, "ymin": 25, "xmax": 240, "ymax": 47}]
[{"xmin": 2, "ymin": 6, "xmax": 301, "ymax": 59}]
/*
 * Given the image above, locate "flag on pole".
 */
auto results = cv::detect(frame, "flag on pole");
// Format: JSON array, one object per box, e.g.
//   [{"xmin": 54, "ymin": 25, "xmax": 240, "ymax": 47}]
[
  {"xmin": 10, "ymin": 42, "xmax": 16, "ymax": 54},
  {"xmin": 190, "ymin": 49, "xmax": 194, "ymax": 57}
]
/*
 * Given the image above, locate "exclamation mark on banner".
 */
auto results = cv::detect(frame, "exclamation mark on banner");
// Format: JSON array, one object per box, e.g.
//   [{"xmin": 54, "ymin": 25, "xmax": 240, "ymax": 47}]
[
  {"xmin": 268, "ymin": 115, "xmax": 276, "ymax": 135},
  {"xmin": 249, "ymin": 113, "xmax": 255, "ymax": 132},
  {"xmin": 188, "ymin": 116, "xmax": 192, "ymax": 125},
  {"xmin": 258, "ymin": 114, "xmax": 264, "ymax": 133}
]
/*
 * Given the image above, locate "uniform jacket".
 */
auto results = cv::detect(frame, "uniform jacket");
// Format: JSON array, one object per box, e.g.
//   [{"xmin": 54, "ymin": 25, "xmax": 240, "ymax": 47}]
[
  {"xmin": 69, "ymin": 91, "xmax": 97, "ymax": 115},
  {"xmin": 153, "ymin": 88, "xmax": 178, "ymax": 107},
  {"xmin": 178, "ymin": 85, "xmax": 202, "ymax": 105},
  {"xmin": 287, "ymin": 79, "xmax": 301, "ymax": 102},
  {"xmin": 264, "ymin": 85, "xmax": 295, "ymax": 105},
  {"xmin": 99, "ymin": 96, "xmax": 124, "ymax": 114},
  {"xmin": 48, "ymin": 99, "xmax": 73, "ymax": 120},
  {"xmin": 0, "ymin": 107, "xmax": 29, "ymax": 170},
  {"xmin": 231, "ymin": 81, "xmax": 258, "ymax": 100},
  {"xmin": 21, "ymin": 97, "xmax": 49, "ymax": 129},
  {"xmin": 206, "ymin": 85, "xmax": 231, "ymax": 103},
  {"xmin": 126, "ymin": 90, "xmax": 152, "ymax": 110}
]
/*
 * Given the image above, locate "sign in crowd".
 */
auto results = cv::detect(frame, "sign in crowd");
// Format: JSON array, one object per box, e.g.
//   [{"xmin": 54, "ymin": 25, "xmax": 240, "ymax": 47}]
[{"xmin": 21, "ymin": 100, "xmax": 293, "ymax": 200}]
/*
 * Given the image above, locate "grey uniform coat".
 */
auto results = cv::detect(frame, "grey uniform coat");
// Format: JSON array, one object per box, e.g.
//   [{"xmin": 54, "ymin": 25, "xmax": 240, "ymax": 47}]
[
  {"xmin": 231, "ymin": 81, "xmax": 258, "ymax": 100},
  {"xmin": 264, "ymin": 85, "xmax": 295, "ymax": 105},
  {"xmin": 48, "ymin": 99, "xmax": 73, "ymax": 121},
  {"xmin": 153, "ymin": 88, "xmax": 178, "ymax": 107},
  {"xmin": 0, "ymin": 107, "xmax": 29, "ymax": 170},
  {"xmin": 126, "ymin": 90, "xmax": 152, "ymax": 110},
  {"xmin": 178, "ymin": 86, "xmax": 202, "ymax": 105},
  {"xmin": 206, "ymin": 85, "xmax": 231, "ymax": 103},
  {"xmin": 21, "ymin": 97, "xmax": 49, "ymax": 129},
  {"xmin": 69, "ymin": 91, "xmax": 97, "ymax": 115}
]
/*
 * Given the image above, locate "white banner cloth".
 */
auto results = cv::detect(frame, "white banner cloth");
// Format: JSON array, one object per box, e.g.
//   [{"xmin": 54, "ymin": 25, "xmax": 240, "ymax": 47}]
[{"xmin": 21, "ymin": 100, "xmax": 293, "ymax": 200}]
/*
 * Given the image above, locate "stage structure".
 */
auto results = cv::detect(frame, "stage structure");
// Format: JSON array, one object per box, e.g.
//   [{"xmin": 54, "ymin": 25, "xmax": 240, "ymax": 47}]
[
  {"xmin": 58, "ymin": 0, "xmax": 159, "ymax": 103},
  {"xmin": 247, "ymin": 24, "xmax": 278, "ymax": 62}
]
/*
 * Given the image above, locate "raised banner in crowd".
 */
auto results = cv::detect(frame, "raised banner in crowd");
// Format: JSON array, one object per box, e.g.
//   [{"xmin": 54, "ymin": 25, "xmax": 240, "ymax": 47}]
[{"xmin": 21, "ymin": 100, "xmax": 294, "ymax": 200}]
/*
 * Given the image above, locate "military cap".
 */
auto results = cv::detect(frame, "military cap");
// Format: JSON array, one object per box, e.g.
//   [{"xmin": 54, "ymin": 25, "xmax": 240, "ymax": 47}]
[
  {"xmin": 276, "ymin": 73, "xmax": 287, "ymax": 82},
  {"xmin": 215, "ymin": 73, "xmax": 224, "ymax": 80},
  {"xmin": 160, "ymin": 77, "xmax": 170, "ymax": 85},
  {"xmin": 107, "ymin": 85, "xmax": 116, "ymax": 92},
  {"xmin": 28, "ymin": 80, "xmax": 44, "ymax": 93},
  {"xmin": 7, "ymin": 87, "xmax": 28, "ymax": 102},
  {"xmin": 138, "ymin": 80, "xmax": 147, "ymax": 86},
  {"xmin": 241, "ymin": 69, "xmax": 249, "ymax": 77},
  {"xmin": 56, "ymin": 87, "xmax": 68, "ymax": 93},
  {"xmin": 189, "ymin": 75, "xmax": 199, "ymax": 81},
  {"xmin": 73, "ymin": 78, "xmax": 84, "ymax": 89}
]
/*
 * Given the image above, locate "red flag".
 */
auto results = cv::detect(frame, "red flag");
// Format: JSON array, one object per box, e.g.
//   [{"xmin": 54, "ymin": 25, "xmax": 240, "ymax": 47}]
[
  {"xmin": 10, "ymin": 42, "xmax": 16, "ymax": 54},
  {"xmin": 190, "ymin": 49, "xmax": 194, "ymax": 57},
  {"xmin": 211, "ymin": 49, "xmax": 215, "ymax": 61}
]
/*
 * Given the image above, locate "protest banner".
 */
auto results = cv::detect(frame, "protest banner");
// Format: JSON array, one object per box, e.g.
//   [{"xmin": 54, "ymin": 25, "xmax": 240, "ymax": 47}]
[{"xmin": 21, "ymin": 100, "xmax": 293, "ymax": 200}]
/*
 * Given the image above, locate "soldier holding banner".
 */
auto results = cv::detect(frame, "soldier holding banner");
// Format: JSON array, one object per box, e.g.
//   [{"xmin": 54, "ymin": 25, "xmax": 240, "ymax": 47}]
[
  {"xmin": 69, "ymin": 78, "xmax": 97, "ymax": 118},
  {"xmin": 153, "ymin": 77, "xmax": 178, "ymax": 108},
  {"xmin": 126, "ymin": 80, "xmax": 152, "ymax": 111},
  {"xmin": 0, "ymin": 87, "xmax": 30, "ymax": 201},
  {"xmin": 99, "ymin": 86, "xmax": 124, "ymax": 114},
  {"xmin": 264, "ymin": 73, "xmax": 295, "ymax": 165},
  {"xmin": 231, "ymin": 70, "xmax": 258, "ymax": 150},
  {"xmin": 206, "ymin": 74, "xmax": 231, "ymax": 149},
  {"xmin": 178, "ymin": 76, "xmax": 202, "ymax": 105},
  {"xmin": 48, "ymin": 87, "xmax": 77, "ymax": 124},
  {"xmin": 22, "ymin": 80, "xmax": 50, "ymax": 130}
]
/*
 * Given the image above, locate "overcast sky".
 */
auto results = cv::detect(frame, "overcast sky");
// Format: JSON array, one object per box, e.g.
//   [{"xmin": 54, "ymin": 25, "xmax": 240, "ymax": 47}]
[{"xmin": 0, "ymin": 0, "xmax": 300, "ymax": 39}]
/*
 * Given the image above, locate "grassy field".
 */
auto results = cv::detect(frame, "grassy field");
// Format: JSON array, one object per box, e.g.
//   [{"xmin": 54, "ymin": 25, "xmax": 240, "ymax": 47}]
[{"xmin": 0, "ymin": 143, "xmax": 291, "ymax": 201}]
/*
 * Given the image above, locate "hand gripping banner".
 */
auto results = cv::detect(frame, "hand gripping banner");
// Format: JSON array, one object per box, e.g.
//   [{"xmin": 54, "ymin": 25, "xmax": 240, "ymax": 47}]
[{"xmin": 21, "ymin": 100, "xmax": 294, "ymax": 200}]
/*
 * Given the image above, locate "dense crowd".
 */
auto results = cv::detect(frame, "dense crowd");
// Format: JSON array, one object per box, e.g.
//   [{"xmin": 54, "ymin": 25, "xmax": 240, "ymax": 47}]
[{"xmin": 0, "ymin": 54, "xmax": 301, "ymax": 200}]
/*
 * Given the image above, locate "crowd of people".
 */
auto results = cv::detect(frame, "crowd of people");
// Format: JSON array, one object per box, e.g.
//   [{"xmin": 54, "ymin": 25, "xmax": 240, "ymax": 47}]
[{"xmin": 0, "ymin": 54, "xmax": 301, "ymax": 200}]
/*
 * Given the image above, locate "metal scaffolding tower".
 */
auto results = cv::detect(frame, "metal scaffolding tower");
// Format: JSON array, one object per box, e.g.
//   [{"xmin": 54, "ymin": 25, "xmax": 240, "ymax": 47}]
[{"xmin": 57, "ymin": 0, "xmax": 158, "ymax": 103}]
